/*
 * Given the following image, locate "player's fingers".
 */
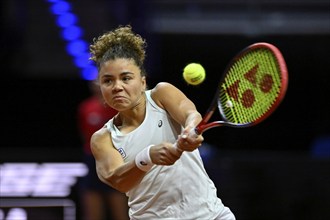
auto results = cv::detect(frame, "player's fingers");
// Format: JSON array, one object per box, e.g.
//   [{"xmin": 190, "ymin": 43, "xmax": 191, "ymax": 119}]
[{"xmin": 151, "ymin": 143, "xmax": 181, "ymax": 165}]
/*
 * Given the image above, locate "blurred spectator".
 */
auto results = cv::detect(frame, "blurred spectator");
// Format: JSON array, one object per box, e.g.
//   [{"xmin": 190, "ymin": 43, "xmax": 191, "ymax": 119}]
[{"xmin": 77, "ymin": 81, "xmax": 129, "ymax": 220}]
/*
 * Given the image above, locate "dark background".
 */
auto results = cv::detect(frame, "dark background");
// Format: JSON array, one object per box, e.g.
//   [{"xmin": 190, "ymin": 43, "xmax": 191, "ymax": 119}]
[{"xmin": 1, "ymin": 0, "xmax": 330, "ymax": 219}]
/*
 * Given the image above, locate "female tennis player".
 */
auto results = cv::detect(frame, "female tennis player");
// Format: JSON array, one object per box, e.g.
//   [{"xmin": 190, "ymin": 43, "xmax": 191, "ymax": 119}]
[{"xmin": 89, "ymin": 25, "xmax": 235, "ymax": 220}]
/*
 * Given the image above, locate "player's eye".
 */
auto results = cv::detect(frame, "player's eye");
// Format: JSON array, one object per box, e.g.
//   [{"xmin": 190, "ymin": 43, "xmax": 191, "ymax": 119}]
[
  {"xmin": 122, "ymin": 76, "xmax": 132, "ymax": 82},
  {"xmin": 102, "ymin": 78, "xmax": 112, "ymax": 84}
]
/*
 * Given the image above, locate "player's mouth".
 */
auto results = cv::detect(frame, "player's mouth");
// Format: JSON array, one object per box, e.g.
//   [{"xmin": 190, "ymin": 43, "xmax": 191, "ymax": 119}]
[{"xmin": 113, "ymin": 96, "xmax": 126, "ymax": 101}]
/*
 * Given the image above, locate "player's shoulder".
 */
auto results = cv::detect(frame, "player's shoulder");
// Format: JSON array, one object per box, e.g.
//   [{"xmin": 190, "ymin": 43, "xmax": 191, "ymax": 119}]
[
  {"xmin": 152, "ymin": 82, "xmax": 178, "ymax": 96},
  {"xmin": 90, "ymin": 126, "xmax": 110, "ymax": 145},
  {"xmin": 153, "ymin": 82, "xmax": 175, "ymax": 90},
  {"xmin": 90, "ymin": 126, "xmax": 114, "ymax": 155},
  {"xmin": 150, "ymin": 82, "xmax": 177, "ymax": 105}
]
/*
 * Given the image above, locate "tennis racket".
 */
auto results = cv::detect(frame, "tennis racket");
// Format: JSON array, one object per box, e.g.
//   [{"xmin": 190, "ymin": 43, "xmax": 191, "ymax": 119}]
[{"xmin": 189, "ymin": 42, "xmax": 288, "ymax": 136}]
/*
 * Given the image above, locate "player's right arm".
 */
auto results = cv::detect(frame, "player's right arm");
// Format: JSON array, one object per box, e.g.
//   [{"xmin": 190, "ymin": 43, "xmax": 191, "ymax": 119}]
[{"xmin": 90, "ymin": 127, "xmax": 146, "ymax": 193}]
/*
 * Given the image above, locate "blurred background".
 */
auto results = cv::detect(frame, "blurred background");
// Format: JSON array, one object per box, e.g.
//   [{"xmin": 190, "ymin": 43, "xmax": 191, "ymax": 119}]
[{"xmin": 1, "ymin": 0, "xmax": 329, "ymax": 220}]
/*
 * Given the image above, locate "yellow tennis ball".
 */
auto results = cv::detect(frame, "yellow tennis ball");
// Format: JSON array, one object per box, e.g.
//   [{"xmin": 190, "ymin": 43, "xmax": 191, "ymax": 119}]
[{"xmin": 183, "ymin": 63, "xmax": 206, "ymax": 85}]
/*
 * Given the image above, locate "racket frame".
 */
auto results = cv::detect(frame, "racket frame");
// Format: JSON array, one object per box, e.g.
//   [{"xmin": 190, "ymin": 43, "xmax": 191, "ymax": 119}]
[{"xmin": 195, "ymin": 42, "xmax": 288, "ymax": 135}]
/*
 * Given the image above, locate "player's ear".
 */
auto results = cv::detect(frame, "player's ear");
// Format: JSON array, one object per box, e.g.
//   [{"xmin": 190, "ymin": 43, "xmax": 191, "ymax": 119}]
[{"xmin": 141, "ymin": 76, "xmax": 147, "ymax": 91}]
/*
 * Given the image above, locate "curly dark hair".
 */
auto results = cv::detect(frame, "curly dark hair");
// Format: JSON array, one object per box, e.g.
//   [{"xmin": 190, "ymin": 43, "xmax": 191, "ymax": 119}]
[{"xmin": 90, "ymin": 25, "xmax": 147, "ymax": 76}]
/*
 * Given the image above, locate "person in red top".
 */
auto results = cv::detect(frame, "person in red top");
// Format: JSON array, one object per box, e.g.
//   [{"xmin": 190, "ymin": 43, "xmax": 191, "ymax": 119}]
[{"xmin": 77, "ymin": 82, "xmax": 129, "ymax": 220}]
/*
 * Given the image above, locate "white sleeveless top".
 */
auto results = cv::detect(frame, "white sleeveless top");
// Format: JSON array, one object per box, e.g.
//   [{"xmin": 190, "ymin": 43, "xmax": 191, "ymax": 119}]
[{"xmin": 106, "ymin": 90, "xmax": 224, "ymax": 220}]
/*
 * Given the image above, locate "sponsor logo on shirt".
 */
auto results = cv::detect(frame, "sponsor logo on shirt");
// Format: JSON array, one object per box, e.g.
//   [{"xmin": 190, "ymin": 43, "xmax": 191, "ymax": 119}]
[
  {"xmin": 140, "ymin": 161, "xmax": 148, "ymax": 166},
  {"xmin": 118, "ymin": 148, "xmax": 126, "ymax": 158}
]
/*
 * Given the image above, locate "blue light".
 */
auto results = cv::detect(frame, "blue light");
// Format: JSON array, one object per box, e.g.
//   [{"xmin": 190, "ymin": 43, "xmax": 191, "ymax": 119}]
[
  {"xmin": 73, "ymin": 53, "xmax": 91, "ymax": 68},
  {"xmin": 47, "ymin": 0, "xmax": 96, "ymax": 80},
  {"xmin": 61, "ymin": 26, "xmax": 82, "ymax": 41},
  {"xmin": 51, "ymin": 1, "xmax": 71, "ymax": 15},
  {"xmin": 56, "ymin": 12, "xmax": 77, "ymax": 28},
  {"xmin": 81, "ymin": 66, "xmax": 98, "ymax": 81},
  {"xmin": 66, "ymin": 40, "xmax": 87, "ymax": 56}
]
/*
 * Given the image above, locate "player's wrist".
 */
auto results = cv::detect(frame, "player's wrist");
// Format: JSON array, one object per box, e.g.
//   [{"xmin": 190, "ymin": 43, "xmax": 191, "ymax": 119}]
[{"xmin": 135, "ymin": 145, "xmax": 154, "ymax": 172}]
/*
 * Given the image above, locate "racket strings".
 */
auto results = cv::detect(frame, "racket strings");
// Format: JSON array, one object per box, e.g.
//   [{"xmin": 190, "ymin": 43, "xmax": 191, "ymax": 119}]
[{"xmin": 219, "ymin": 48, "xmax": 283, "ymax": 124}]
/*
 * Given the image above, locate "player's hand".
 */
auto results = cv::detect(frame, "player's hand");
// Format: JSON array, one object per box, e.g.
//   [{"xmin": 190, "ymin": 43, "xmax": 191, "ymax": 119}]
[
  {"xmin": 176, "ymin": 127, "xmax": 204, "ymax": 152},
  {"xmin": 149, "ymin": 143, "xmax": 182, "ymax": 166}
]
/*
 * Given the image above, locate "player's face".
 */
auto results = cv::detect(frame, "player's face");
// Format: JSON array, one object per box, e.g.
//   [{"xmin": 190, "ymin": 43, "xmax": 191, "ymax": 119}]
[{"xmin": 98, "ymin": 58, "xmax": 146, "ymax": 111}]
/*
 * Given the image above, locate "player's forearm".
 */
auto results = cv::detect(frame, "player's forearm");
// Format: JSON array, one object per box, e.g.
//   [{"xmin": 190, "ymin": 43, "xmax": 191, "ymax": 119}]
[{"xmin": 100, "ymin": 160, "xmax": 146, "ymax": 193}]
